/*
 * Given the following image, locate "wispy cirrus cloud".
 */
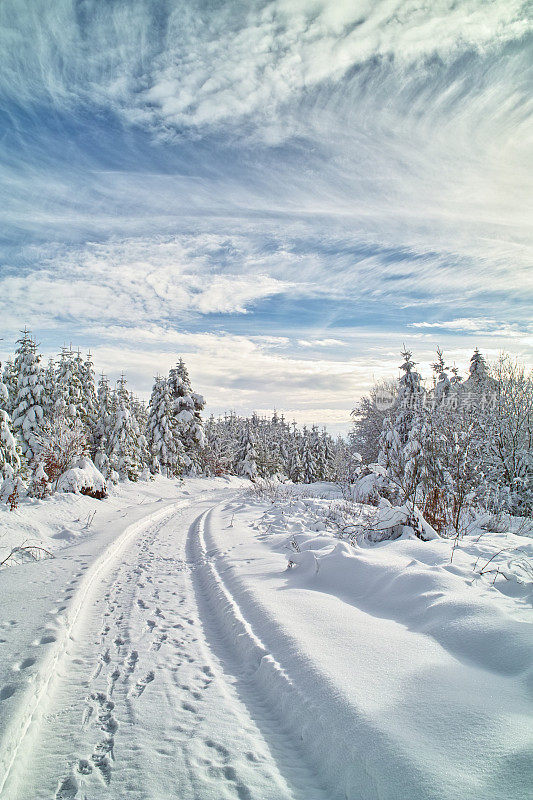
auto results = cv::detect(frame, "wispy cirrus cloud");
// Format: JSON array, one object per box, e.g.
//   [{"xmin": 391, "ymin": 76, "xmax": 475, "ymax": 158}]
[{"xmin": 409, "ymin": 318, "xmax": 532, "ymax": 338}]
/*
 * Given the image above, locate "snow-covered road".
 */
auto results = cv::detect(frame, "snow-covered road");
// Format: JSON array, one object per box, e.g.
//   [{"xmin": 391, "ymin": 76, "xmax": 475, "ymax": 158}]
[
  {"xmin": 1, "ymin": 489, "xmax": 329, "ymax": 800},
  {"xmin": 1, "ymin": 479, "xmax": 531, "ymax": 800}
]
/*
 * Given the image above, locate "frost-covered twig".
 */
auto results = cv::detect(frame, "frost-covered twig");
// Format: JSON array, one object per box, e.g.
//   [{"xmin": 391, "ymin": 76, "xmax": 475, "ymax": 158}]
[{"xmin": 0, "ymin": 540, "xmax": 54, "ymax": 568}]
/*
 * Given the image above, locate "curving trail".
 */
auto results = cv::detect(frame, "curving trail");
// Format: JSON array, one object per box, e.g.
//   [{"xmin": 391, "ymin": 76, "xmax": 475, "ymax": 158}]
[{"xmin": 1, "ymin": 493, "xmax": 330, "ymax": 800}]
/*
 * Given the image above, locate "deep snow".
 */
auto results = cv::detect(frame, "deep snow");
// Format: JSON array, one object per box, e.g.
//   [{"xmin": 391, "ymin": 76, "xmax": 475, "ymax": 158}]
[{"xmin": 0, "ymin": 477, "xmax": 531, "ymax": 799}]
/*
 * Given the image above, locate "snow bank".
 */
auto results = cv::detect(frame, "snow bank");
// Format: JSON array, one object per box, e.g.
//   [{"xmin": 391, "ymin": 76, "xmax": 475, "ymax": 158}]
[
  {"xmin": 202, "ymin": 491, "xmax": 533, "ymax": 800},
  {"xmin": 56, "ymin": 457, "xmax": 107, "ymax": 498}
]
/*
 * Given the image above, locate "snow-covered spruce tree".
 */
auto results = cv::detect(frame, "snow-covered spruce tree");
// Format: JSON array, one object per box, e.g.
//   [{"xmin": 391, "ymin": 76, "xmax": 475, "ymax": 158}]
[
  {"xmin": 239, "ymin": 425, "xmax": 258, "ymax": 481},
  {"xmin": 0, "ymin": 364, "xmax": 21, "ymax": 482},
  {"xmin": 2, "ymin": 359, "xmax": 17, "ymax": 415},
  {"xmin": 42, "ymin": 357, "xmax": 57, "ymax": 421},
  {"xmin": 147, "ymin": 376, "xmax": 185, "ymax": 477},
  {"xmin": 108, "ymin": 394, "xmax": 143, "ymax": 481},
  {"xmin": 378, "ymin": 349, "xmax": 425, "ymax": 503},
  {"xmin": 287, "ymin": 433, "xmax": 303, "ymax": 482},
  {"xmin": 450, "ymin": 364, "xmax": 463, "ymax": 387},
  {"xmin": 54, "ymin": 346, "xmax": 85, "ymax": 420},
  {"xmin": 94, "ymin": 373, "xmax": 113, "ymax": 475},
  {"xmin": 108, "ymin": 376, "xmax": 146, "ymax": 481},
  {"xmin": 204, "ymin": 414, "xmax": 233, "ymax": 475},
  {"xmin": 467, "ymin": 348, "xmax": 489, "ymax": 387},
  {"xmin": 11, "ymin": 329, "xmax": 45, "ymax": 461},
  {"xmin": 311, "ymin": 426, "xmax": 329, "ymax": 481},
  {"xmin": 301, "ymin": 428, "xmax": 318, "ymax": 483},
  {"xmin": 0, "ymin": 365, "xmax": 9, "ymax": 414},
  {"xmin": 130, "ymin": 392, "xmax": 148, "ymax": 434},
  {"xmin": 78, "ymin": 350, "xmax": 98, "ymax": 438},
  {"xmin": 431, "ymin": 347, "xmax": 451, "ymax": 404},
  {"xmin": 168, "ymin": 359, "xmax": 205, "ymax": 474}
]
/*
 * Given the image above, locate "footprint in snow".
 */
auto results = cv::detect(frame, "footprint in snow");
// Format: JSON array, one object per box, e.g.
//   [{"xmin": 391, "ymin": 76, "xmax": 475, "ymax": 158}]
[
  {"xmin": 13, "ymin": 656, "xmax": 36, "ymax": 671},
  {"xmin": 77, "ymin": 758, "xmax": 92, "ymax": 775},
  {"xmin": 0, "ymin": 685, "xmax": 16, "ymax": 701},
  {"xmin": 55, "ymin": 774, "xmax": 78, "ymax": 799},
  {"xmin": 37, "ymin": 633, "xmax": 57, "ymax": 645},
  {"xmin": 125, "ymin": 650, "xmax": 139, "ymax": 676},
  {"xmin": 152, "ymin": 633, "xmax": 168, "ymax": 651},
  {"xmin": 131, "ymin": 671, "xmax": 155, "ymax": 698}
]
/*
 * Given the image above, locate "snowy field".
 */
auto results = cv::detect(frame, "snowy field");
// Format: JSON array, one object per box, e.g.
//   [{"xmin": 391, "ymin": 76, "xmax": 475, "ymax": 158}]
[{"xmin": 0, "ymin": 477, "xmax": 531, "ymax": 799}]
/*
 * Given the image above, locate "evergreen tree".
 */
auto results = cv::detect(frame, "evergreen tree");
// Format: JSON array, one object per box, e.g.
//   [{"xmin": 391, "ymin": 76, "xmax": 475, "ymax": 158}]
[
  {"xmin": 147, "ymin": 376, "xmax": 185, "ymax": 476},
  {"xmin": 431, "ymin": 347, "xmax": 451, "ymax": 404},
  {"xmin": 2, "ymin": 359, "xmax": 17, "ymax": 414},
  {"xmin": 42, "ymin": 357, "xmax": 56, "ymax": 420},
  {"xmin": 301, "ymin": 428, "xmax": 317, "ymax": 483},
  {"xmin": 468, "ymin": 348, "xmax": 488, "ymax": 385},
  {"xmin": 54, "ymin": 347, "xmax": 83, "ymax": 419},
  {"xmin": 379, "ymin": 349, "xmax": 425, "ymax": 501},
  {"xmin": 168, "ymin": 359, "xmax": 205, "ymax": 473},
  {"xmin": 239, "ymin": 425, "xmax": 258, "ymax": 480},
  {"xmin": 287, "ymin": 434, "xmax": 303, "ymax": 482},
  {"xmin": 450, "ymin": 365, "xmax": 463, "ymax": 386},
  {"xmin": 94, "ymin": 373, "xmax": 113, "ymax": 475},
  {"xmin": 0, "ymin": 364, "xmax": 21, "ymax": 481},
  {"xmin": 79, "ymin": 350, "xmax": 98, "ymax": 436},
  {"xmin": 12, "ymin": 329, "xmax": 45, "ymax": 461},
  {"xmin": 108, "ymin": 393, "xmax": 143, "ymax": 481}
]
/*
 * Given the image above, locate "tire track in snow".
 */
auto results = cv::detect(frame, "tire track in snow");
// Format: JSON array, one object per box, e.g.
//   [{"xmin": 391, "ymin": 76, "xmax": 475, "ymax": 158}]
[
  {"xmin": 188, "ymin": 506, "xmax": 335, "ymax": 800},
  {"xmin": 0, "ymin": 500, "xmax": 188, "ymax": 799},
  {"xmin": 5, "ymin": 493, "xmax": 329, "ymax": 799}
]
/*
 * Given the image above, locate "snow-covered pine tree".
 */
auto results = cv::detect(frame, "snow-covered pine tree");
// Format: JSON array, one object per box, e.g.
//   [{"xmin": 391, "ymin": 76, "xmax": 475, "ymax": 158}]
[
  {"xmin": 2, "ymin": 359, "xmax": 17, "ymax": 415},
  {"xmin": 287, "ymin": 431, "xmax": 303, "ymax": 482},
  {"xmin": 79, "ymin": 350, "xmax": 98, "ymax": 437},
  {"xmin": 94, "ymin": 373, "xmax": 113, "ymax": 475},
  {"xmin": 301, "ymin": 427, "xmax": 317, "ymax": 483},
  {"xmin": 311, "ymin": 425, "xmax": 328, "ymax": 481},
  {"xmin": 431, "ymin": 347, "xmax": 451, "ymax": 404},
  {"xmin": 239, "ymin": 425, "xmax": 258, "ymax": 481},
  {"xmin": 0, "ymin": 363, "xmax": 9, "ymax": 413},
  {"xmin": 54, "ymin": 346, "xmax": 84, "ymax": 419},
  {"xmin": 378, "ymin": 349, "xmax": 425, "ymax": 502},
  {"xmin": 450, "ymin": 365, "xmax": 463, "ymax": 386},
  {"xmin": 42, "ymin": 357, "xmax": 56, "ymax": 421},
  {"xmin": 467, "ymin": 348, "xmax": 488, "ymax": 386},
  {"xmin": 147, "ymin": 376, "xmax": 185, "ymax": 476},
  {"xmin": 108, "ymin": 376, "xmax": 145, "ymax": 481},
  {"xmin": 108, "ymin": 395, "xmax": 143, "ymax": 481},
  {"xmin": 11, "ymin": 329, "xmax": 45, "ymax": 461},
  {"xmin": 0, "ymin": 364, "xmax": 21, "ymax": 482},
  {"xmin": 168, "ymin": 359, "xmax": 205, "ymax": 474}
]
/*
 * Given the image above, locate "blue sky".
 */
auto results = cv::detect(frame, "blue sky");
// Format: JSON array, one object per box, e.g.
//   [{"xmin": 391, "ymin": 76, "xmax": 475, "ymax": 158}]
[{"xmin": 1, "ymin": 0, "xmax": 531, "ymax": 433}]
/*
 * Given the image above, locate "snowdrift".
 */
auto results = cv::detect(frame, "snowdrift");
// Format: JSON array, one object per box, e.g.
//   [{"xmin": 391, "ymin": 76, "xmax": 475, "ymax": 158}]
[
  {"xmin": 201, "ymin": 491, "xmax": 533, "ymax": 800},
  {"xmin": 57, "ymin": 457, "xmax": 107, "ymax": 498}
]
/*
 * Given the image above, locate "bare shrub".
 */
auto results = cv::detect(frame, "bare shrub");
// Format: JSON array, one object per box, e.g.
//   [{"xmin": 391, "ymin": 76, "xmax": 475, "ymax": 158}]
[{"xmin": 34, "ymin": 413, "xmax": 88, "ymax": 492}]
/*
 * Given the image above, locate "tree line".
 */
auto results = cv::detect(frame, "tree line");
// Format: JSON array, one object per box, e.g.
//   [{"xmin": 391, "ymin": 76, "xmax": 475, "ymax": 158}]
[{"xmin": 352, "ymin": 347, "xmax": 532, "ymax": 526}]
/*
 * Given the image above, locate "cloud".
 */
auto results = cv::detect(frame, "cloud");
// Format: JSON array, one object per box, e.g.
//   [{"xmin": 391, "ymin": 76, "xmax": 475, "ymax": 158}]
[
  {"xmin": 298, "ymin": 339, "xmax": 346, "ymax": 348},
  {"xmin": 0, "ymin": 1, "xmax": 531, "ymax": 430},
  {"xmin": 0, "ymin": 236, "xmax": 295, "ymax": 328},
  {"xmin": 409, "ymin": 319, "xmax": 532, "ymax": 337}
]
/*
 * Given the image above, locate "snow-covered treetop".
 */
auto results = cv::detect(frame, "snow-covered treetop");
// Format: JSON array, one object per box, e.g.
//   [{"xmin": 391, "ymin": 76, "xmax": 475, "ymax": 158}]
[{"xmin": 468, "ymin": 348, "xmax": 488, "ymax": 380}]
